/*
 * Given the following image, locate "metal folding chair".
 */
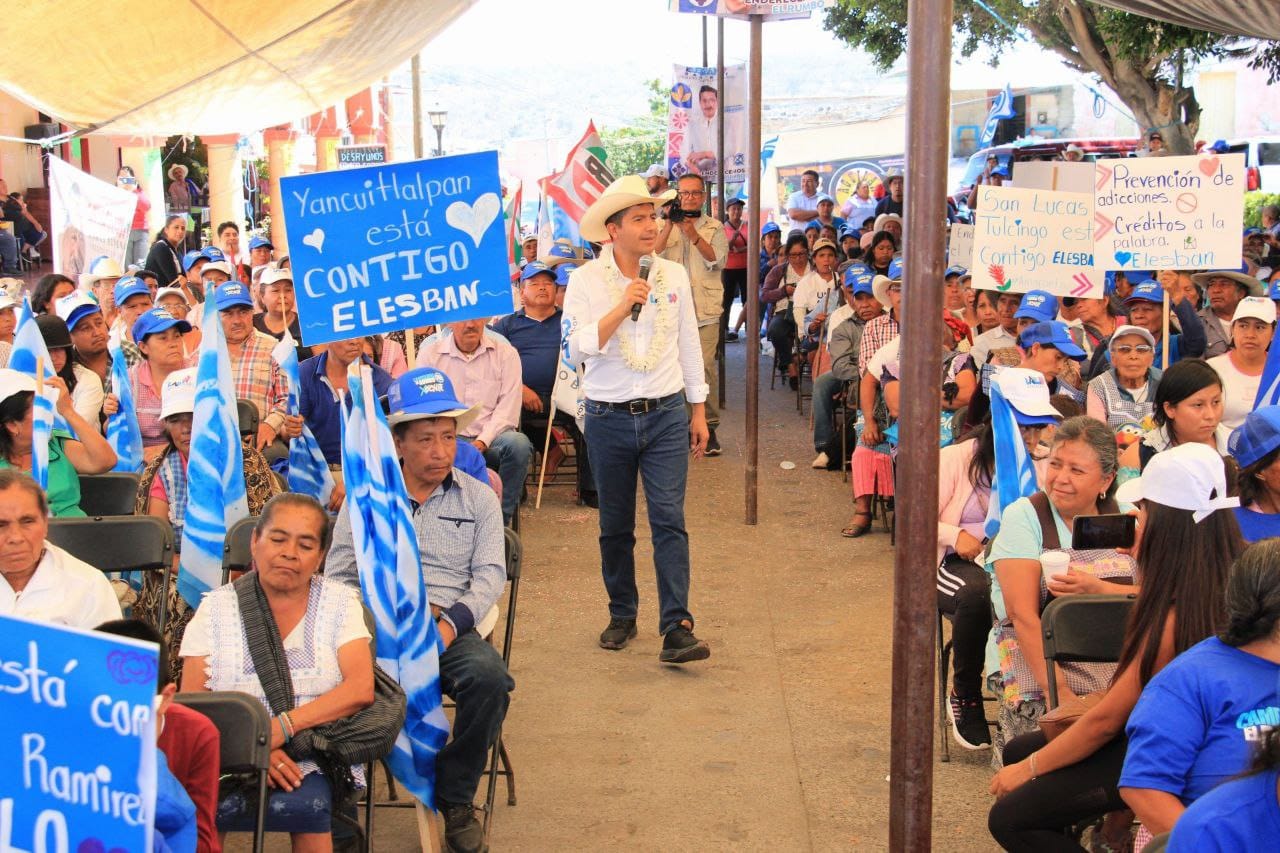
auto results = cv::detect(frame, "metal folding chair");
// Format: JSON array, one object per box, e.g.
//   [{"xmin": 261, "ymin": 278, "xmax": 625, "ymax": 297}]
[
  {"xmin": 47, "ymin": 515, "xmax": 173, "ymax": 633},
  {"xmin": 77, "ymin": 472, "xmax": 141, "ymax": 517},
  {"xmin": 175, "ymin": 691, "xmax": 271, "ymax": 853},
  {"xmin": 1042, "ymin": 594, "xmax": 1136, "ymax": 710},
  {"xmin": 221, "ymin": 515, "xmax": 257, "ymax": 585}
]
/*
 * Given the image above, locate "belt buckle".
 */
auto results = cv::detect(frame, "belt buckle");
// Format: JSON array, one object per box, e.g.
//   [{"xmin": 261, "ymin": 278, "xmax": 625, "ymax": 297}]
[{"xmin": 628, "ymin": 399, "xmax": 649, "ymax": 415}]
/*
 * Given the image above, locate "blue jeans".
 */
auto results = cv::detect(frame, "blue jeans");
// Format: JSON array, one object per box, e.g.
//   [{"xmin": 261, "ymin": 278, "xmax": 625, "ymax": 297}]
[
  {"xmin": 436, "ymin": 630, "xmax": 514, "ymax": 805},
  {"xmin": 478, "ymin": 430, "xmax": 533, "ymax": 523},
  {"xmin": 812, "ymin": 371, "xmax": 845, "ymax": 452},
  {"xmin": 0, "ymin": 231, "xmax": 17, "ymax": 273},
  {"xmin": 584, "ymin": 393, "xmax": 693, "ymax": 635}
]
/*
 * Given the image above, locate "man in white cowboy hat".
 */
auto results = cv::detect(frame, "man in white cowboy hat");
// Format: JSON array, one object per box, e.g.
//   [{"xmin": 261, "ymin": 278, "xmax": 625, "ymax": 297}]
[
  {"xmin": 564, "ymin": 173, "xmax": 712, "ymax": 665},
  {"xmin": 1192, "ymin": 266, "xmax": 1266, "ymax": 358},
  {"xmin": 326, "ymin": 366, "xmax": 512, "ymax": 853},
  {"xmin": 655, "ymin": 171, "xmax": 729, "ymax": 456}
]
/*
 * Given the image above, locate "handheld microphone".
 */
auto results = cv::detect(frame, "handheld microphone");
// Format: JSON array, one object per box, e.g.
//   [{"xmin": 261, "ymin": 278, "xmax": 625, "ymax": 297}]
[{"xmin": 631, "ymin": 255, "xmax": 653, "ymax": 322}]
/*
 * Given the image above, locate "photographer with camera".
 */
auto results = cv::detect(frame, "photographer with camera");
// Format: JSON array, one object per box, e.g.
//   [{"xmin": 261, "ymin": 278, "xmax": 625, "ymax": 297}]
[{"xmin": 656, "ymin": 173, "xmax": 728, "ymax": 456}]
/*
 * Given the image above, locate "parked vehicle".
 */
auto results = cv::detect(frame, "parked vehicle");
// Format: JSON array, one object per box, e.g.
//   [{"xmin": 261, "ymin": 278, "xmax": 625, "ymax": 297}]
[{"xmin": 1218, "ymin": 137, "xmax": 1280, "ymax": 192}]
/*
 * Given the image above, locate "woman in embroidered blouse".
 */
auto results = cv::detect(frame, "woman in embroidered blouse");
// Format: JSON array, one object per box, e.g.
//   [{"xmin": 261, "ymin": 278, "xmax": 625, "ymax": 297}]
[
  {"xmin": 181, "ymin": 494, "xmax": 373, "ymax": 849},
  {"xmin": 1086, "ymin": 324, "xmax": 1161, "ymax": 431},
  {"xmin": 135, "ymin": 368, "xmax": 282, "ymax": 681}
]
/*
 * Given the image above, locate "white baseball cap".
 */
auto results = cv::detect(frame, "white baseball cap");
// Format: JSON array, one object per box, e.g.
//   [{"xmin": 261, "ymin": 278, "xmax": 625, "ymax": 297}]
[
  {"xmin": 1109, "ymin": 324, "xmax": 1156, "ymax": 349},
  {"xmin": 1115, "ymin": 442, "xmax": 1239, "ymax": 523},
  {"xmin": 0, "ymin": 293, "xmax": 17, "ymax": 312},
  {"xmin": 1232, "ymin": 295, "xmax": 1277, "ymax": 325},
  {"xmin": 155, "ymin": 286, "xmax": 189, "ymax": 306},
  {"xmin": 0, "ymin": 368, "xmax": 37, "ymax": 404},
  {"xmin": 992, "ymin": 367, "xmax": 1061, "ymax": 426},
  {"xmin": 159, "ymin": 367, "xmax": 197, "ymax": 420},
  {"xmin": 200, "ymin": 260, "xmax": 234, "ymax": 277},
  {"xmin": 260, "ymin": 265, "xmax": 293, "ymax": 286}
]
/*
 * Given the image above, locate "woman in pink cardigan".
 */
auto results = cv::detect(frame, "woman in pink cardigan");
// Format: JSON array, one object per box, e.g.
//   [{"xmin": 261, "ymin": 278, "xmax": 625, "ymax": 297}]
[{"xmin": 937, "ymin": 367, "xmax": 1058, "ymax": 753}]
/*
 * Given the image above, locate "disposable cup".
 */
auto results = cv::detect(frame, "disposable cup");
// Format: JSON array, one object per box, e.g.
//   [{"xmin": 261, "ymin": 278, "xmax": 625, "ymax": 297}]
[{"xmin": 1040, "ymin": 550, "xmax": 1070, "ymax": 587}]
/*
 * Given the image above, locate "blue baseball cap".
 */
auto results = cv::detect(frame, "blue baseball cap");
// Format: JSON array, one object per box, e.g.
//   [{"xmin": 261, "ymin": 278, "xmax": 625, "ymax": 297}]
[
  {"xmin": 1245, "ymin": 227, "xmax": 1263, "ymax": 237},
  {"xmin": 248, "ymin": 235, "xmax": 273, "ymax": 251},
  {"xmin": 555, "ymin": 263, "xmax": 579, "ymax": 287},
  {"xmin": 1018, "ymin": 321, "xmax": 1086, "ymax": 360},
  {"xmin": 201, "ymin": 246, "xmax": 227, "ymax": 263},
  {"xmin": 944, "ymin": 265, "xmax": 967, "ymax": 280},
  {"xmin": 888, "ymin": 257, "xmax": 905, "ymax": 280},
  {"xmin": 386, "ymin": 368, "xmax": 480, "ymax": 430},
  {"xmin": 214, "ymin": 281, "xmax": 254, "ymax": 311},
  {"xmin": 113, "ymin": 276, "xmax": 152, "ymax": 307},
  {"xmin": 132, "ymin": 307, "xmax": 192, "ymax": 343},
  {"xmin": 804, "ymin": 220, "xmax": 821, "ymax": 232},
  {"xmin": 1015, "ymin": 289, "xmax": 1059, "ymax": 322},
  {"xmin": 1270, "ymin": 279, "xmax": 1280, "ymax": 301},
  {"xmin": 1124, "ymin": 279, "xmax": 1165, "ymax": 305},
  {"xmin": 761, "ymin": 222, "xmax": 782, "ymax": 236},
  {"xmin": 54, "ymin": 292, "xmax": 102, "ymax": 331},
  {"xmin": 520, "ymin": 261, "xmax": 556, "ymax": 283},
  {"xmin": 181, "ymin": 249, "xmax": 205, "ymax": 272},
  {"xmin": 843, "ymin": 264, "xmax": 875, "ymax": 296},
  {"xmin": 1230, "ymin": 406, "xmax": 1280, "ymax": 469}
]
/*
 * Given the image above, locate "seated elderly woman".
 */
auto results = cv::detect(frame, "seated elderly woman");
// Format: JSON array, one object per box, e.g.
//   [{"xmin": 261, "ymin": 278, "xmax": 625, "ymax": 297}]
[
  {"xmin": 986, "ymin": 416, "xmax": 1138, "ymax": 764},
  {"xmin": 989, "ymin": 443, "xmax": 1244, "ymax": 852},
  {"xmin": 1119, "ymin": 538, "xmax": 1280, "ymax": 840},
  {"xmin": 0, "ymin": 368, "xmax": 116, "ymax": 516},
  {"xmin": 0, "ymin": 469, "xmax": 121, "ymax": 627},
  {"xmin": 181, "ymin": 494, "xmax": 378, "ymax": 850},
  {"xmin": 1085, "ymin": 324, "xmax": 1161, "ymax": 431},
  {"xmin": 135, "ymin": 368, "xmax": 282, "ymax": 682},
  {"xmin": 1230, "ymin": 406, "xmax": 1280, "ymax": 542}
]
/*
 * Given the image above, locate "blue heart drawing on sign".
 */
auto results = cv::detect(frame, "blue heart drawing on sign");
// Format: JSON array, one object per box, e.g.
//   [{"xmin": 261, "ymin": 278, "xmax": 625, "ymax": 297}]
[
  {"xmin": 1014, "ymin": 219, "xmax": 1021, "ymax": 227},
  {"xmin": 1114, "ymin": 251, "xmax": 1133, "ymax": 267}
]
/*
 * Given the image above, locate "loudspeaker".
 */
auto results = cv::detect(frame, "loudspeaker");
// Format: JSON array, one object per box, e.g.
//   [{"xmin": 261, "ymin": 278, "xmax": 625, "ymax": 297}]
[{"xmin": 23, "ymin": 123, "xmax": 60, "ymax": 142}]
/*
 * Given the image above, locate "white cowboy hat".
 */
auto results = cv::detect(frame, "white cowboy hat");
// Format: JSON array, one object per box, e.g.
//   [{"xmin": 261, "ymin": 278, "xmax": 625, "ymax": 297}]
[
  {"xmin": 1190, "ymin": 269, "xmax": 1265, "ymax": 298},
  {"xmin": 579, "ymin": 175, "xmax": 676, "ymax": 243},
  {"xmin": 168, "ymin": 164, "xmax": 187, "ymax": 180},
  {"xmin": 872, "ymin": 273, "xmax": 901, "ymax": 307}
]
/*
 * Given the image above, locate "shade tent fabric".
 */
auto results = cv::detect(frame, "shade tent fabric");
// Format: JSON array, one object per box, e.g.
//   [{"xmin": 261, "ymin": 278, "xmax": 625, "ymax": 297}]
[
  {"xmin": 1091, "ymin": 0, "xmax": 1280, "ymax": 40},
  {"xmin": 0, "ymin": 0, "xmax": 474, "ymax": 137}
]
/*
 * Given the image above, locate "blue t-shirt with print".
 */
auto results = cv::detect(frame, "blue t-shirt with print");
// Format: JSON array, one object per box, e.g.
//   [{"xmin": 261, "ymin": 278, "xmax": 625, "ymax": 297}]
[
  {"xmin": 1121, "ymin": 637, "xmax": 1280, "ymax": 804},
  {"xmin": 1233, "ymin": 506, "xmax": 1280, "ymax": 544},
  {"xmin": 1167, "ymin": 767, "xmax": 1280, "ymax": 852}
]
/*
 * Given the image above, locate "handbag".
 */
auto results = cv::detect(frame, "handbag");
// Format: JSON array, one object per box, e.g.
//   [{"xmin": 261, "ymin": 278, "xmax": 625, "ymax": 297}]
[{"xmin": 1038, "ymin": 690, "xmax": 1105, "ymax": 741}]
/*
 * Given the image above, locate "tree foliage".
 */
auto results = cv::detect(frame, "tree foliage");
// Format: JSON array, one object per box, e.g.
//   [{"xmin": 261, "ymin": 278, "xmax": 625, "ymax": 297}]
[
  {"xmin": 599, "ymin": 78, "xmax": 668, "ymax": 178},
  {"xmin": 823, "ymin": 0, "xmax": 1280, "ymax": 153}
]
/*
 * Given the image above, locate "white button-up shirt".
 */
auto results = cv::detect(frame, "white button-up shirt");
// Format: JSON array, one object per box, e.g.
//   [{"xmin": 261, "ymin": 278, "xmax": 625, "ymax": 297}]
[
  {"xmin": 0, "ymin": 542, "xmax": 122, "ymax": 629},
  {"xmin": 564, "ymin": 246, "xmax": 708, "ymax": 404}
]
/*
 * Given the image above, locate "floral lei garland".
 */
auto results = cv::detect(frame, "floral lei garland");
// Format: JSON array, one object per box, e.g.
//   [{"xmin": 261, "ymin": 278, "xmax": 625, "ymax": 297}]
[{"xmin": 603, "ymin": 253, "xmax": 675, "ymax": 372}]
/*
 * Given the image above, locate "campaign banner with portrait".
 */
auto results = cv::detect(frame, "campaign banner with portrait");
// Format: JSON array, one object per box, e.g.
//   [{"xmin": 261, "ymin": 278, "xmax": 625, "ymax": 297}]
[
  {"xmin": 0, "ymin": 614, "xmax": 159, "ymax": 853},
  {"xmin": 47, "ymin": 156, "xmax": 137, "ymax": 278},
  {"xmin": 669, "ymin": 0, "xmax": 827, "ymax": 20},
  {"xmin": 281, "ymin": 151, "xmax": 513, "ymax": 346},
  {"xmin": 667, "ymin": 64, "xmax": 748, "ymax": 185},
  {"xmin": 774, "ymin": 153, "xmax": 905, "ymax": 218}
]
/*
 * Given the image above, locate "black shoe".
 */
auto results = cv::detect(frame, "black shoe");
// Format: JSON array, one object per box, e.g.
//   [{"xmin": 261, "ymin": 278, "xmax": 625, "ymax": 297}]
[
  {"xmin": 704, "ymin": 429, "xmax": 722, "ymax": 457},
  {"xmin": 725, "ymin": 331, "xmax": 739, "ymax": 341},
  {"xmin": 440, "ymin": 801, "xmax": 486, "ymax": 853},
  {"xmin": 660, "ymin": 624, "xmax": 710, "ymax": 664},
  {"xmin": 948, "ymin": 692, "xmax": 992, "ymax": 750},
  {"xmin": 579, "ymin": 490, "xmax": 599, "ymax": 508},
  {"xmin": 599, "ymin": 617, "xmax": 638, "ymax": 650},
  {"xmin": 788, "ymin": 375, "xmax": 799, "ymax": 391}
]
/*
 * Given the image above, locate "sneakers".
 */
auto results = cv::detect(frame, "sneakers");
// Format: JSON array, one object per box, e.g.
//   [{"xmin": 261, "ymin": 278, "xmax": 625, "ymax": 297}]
[
  {"xmin": 947, "ymin": 692, "xmax": 992, "ymax": 750},
  {"xmin": 660, "ymin": 623, "xmax": 710, "ymax": 664},
  {"xmin": 810, "ymin": 451, "xmax": 829, "ymax": 469},
  {"xmin": 704, "ymin": 429, "xmax": 722, "ymax": 457},
  {"xmin": 726, "ymin": 330, "xmax": 739, "ymax": 341},
  {"xmin": 599, "ymin": 617, "xmax": 638, "ymax": 650},
  {"xmin": 440, "ymin": 801, "xmax": 486, "ymax": 853}
]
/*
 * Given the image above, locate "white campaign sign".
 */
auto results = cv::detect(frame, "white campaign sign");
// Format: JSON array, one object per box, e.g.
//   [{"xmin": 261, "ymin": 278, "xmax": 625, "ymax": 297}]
[
  {"xmin": 1093, "ymin": 153, "xmax": 1244, "ymax": 272},
  {"xmin": 1010, "ymin": 161, "xmax": 1094, "ymax": 194},
  {"xmin": 948, "ymin": 224, "xmax": 974, "ymax": 268},
  {"xmin": 970, "ymin": 184, "xmax": 1103, "ymax": 297}
]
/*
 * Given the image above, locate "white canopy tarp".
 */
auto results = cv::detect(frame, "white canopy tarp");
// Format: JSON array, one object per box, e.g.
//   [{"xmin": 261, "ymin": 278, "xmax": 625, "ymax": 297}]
[
  {"xmin": 1091, "ymin": 0, "xmax": 1280, "ymax": 41},
  {"xmin": 0, "ymin": 0, "xmax": 474, "ymax": 137}
]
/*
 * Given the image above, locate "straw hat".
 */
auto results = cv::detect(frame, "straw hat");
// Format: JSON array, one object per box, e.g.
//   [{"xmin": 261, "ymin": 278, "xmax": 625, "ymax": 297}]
[
  {"xmin": 579, "ymin": 175, "xmax": 676, "ymax": 243},
  {"xmin": 168, "ymin": 164, "xmax": 188, "ymax": 181}
]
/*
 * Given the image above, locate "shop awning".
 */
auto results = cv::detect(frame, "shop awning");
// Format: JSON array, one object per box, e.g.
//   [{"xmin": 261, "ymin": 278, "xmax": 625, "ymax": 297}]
[
  {"xmin": 0, "ymin": 0, "xmax": 474, "ymax": 138},
  {"xmin": 1091, "ymin": 0, "xmax": 1280, "ymax": 40}
]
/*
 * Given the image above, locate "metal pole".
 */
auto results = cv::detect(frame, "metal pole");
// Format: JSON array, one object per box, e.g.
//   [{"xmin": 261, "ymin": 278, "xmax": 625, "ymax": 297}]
[
  {"xmin": 434, "ymin": 126, "xmax": 444, "ymax": 157},
  {"xmin": 410, "ymin": 53, "xmax": 424, "ymax": 160},
  {"xmin": 702, "ymin": 14, "xmax": 709, "ymax": 68},
  {"xmin": 889, "ymin": 0, "xmax": 951, "ymax": 847},
  {"xmin": 744, "ymin": 14, "xmax": 761, "ymax": 526},
  {"xmin": 716, "ymin": 16, "xmax": 727, "ymax": 410}
]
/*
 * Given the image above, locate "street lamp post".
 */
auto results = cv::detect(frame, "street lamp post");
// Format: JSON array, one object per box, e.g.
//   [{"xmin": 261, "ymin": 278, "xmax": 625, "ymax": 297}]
[{"xmin": 428, "ymin": 108, "xmax": 447, "ymax": 156}]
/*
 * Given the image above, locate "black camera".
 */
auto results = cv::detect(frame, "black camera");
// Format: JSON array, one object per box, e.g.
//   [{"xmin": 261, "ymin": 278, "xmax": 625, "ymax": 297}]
[{"xmin": 665, "ymin": 200, "xmax": 688, "ymax": 223}]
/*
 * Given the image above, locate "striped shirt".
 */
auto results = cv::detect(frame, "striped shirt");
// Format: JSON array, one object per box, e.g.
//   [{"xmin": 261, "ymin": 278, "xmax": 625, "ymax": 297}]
[
  {"xmin": 324, "ymin": 469, "xmax": 506, "ymax": 636},
  {"xmin": 858, "ymin": 312, "xmax": 900, "ymax": 374},
  {"xmin": 228, "ymin": 331, "xmax": 287, "ymax": 433}
]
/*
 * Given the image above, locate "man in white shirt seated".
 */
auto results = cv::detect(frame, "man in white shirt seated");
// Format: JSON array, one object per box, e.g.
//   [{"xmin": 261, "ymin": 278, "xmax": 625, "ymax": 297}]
[{"xmin": 0, "ymin": 469, "xmax": 121, "ymax": 628}]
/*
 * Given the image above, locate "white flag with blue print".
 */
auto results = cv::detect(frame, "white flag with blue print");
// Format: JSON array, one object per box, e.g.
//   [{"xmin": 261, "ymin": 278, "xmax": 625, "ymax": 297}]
[
  {"xmin": 178, "ymin": 290, "xmax": 248, "ymax": 608},
  {"xmin": 341, "ymin": 364, "xmax": 449, "ymax": 808},
  {"xmin": 984, "ymin": 380, "xmax": 1039, "ymax": 539},
  {"xmin": 270, "ymin": 334, "xmax": 334, "ymax": 506},
  {"xmin": 104, "ymin": 339, "xmax": 145, "ymax": 473},
  {"xmin": 980, "ymin": 84, "xmax": 1016, "ymax": 148},
  {"xmin": 10, "ymin": 297, "xmax": 73, "ymax": 438}
]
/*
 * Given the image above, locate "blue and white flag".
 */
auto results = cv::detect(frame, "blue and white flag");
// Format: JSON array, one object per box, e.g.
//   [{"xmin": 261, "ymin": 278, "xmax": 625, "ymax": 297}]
[
  {"xmin": 341, "ymin": 364, "xmax": 449, "ymax": 808},
  {"xmin": 271, "ymin": 334, "xmax": 335, "ymax": 506},
  {"xmin": 104, "ymin": 339, "xmax": 144, "ymax": 473},
  {"xmin": 10, "ymin": 297, "xmax": 72, "ymax": 438},
  {"xmin": 1256, "ymin": 334, "xmax": 1280, "ymax": 409},
  {"xmin": 980, "ymin": 84, "xmax": 1016, "ymax": 147},
  {"xmin": 760, "ymin": 135, "xmax": 779, "ymax": 172},
  {"xmin": 177, "ymin": 290, "xmax": 248, "ymax": 608},
  {"xmin": 984, "ymin": 381, "xmax": 1039, "ymax": 539}
]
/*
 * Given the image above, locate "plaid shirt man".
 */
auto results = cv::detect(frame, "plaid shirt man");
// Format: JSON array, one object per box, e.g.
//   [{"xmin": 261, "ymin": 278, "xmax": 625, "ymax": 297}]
[
  {"xmin": 858, "ymin": 312, "xmax": 900, "ymax": 374},
  {"xmin": 228, "ymin": 330, "xmax": 287, "ymax": 434}
]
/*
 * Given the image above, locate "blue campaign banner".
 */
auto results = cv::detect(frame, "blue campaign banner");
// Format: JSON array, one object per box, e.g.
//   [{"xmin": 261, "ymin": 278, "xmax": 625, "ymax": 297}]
[
  {"xmin": 282, "ymin": 150, "xmax": 512, "ymax": 346},
  {"xmin": 0, "ymin": 614, "xmax": 158, "ymax": 852}
]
